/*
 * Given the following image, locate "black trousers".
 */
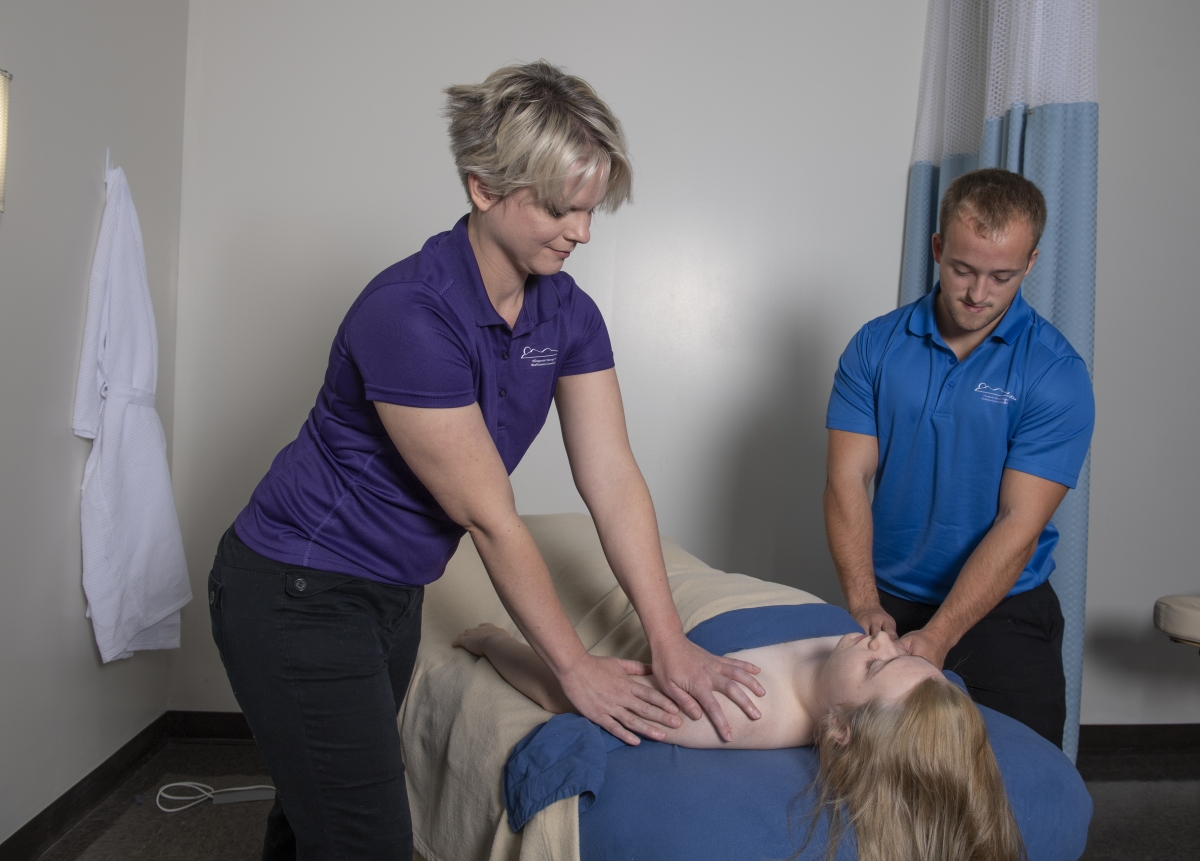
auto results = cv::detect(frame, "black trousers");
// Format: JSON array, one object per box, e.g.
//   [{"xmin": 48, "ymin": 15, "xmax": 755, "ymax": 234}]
[
  {"xmin": 208, "ymin": 527, "xmax": 423, "ymax": 861},
  {"xmin": 879, "ymin": 580, "xmax": 1066, "ymax": 748}
]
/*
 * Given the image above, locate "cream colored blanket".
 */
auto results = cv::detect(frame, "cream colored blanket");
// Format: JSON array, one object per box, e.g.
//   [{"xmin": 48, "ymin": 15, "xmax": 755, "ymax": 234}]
[{"xmin": 398, "ymin": 513, "xmax": 822, "ymax": 861}]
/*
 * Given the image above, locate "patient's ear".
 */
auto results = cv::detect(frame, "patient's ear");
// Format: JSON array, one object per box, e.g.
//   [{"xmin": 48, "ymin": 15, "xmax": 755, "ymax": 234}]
[{"xmin": 827, "ymin": 715, "xmax": 852, "ymax": 747}]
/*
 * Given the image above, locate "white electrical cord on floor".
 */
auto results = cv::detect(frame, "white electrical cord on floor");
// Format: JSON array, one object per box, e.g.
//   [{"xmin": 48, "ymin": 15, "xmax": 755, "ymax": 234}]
[{"xmin": 156, "ymin": 781, "xmax": 276, "ymax": 812}]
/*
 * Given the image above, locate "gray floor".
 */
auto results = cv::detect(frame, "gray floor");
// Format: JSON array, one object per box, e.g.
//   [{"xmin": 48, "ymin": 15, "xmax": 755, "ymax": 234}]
[
  {"xmin": 37, "ymin": 743, "xmax": 273, "ymax": 861},
  {"xmin": 1076, "ymin": 747, "xmax": 1200, "ymax": 861},
  {"xmin": 36, "ymin": 742, "xmax": 1200, "ymax": 860},
  {"xmin": 1079, "ymin": 781, "xmax": 1200, "ymax": 861}
]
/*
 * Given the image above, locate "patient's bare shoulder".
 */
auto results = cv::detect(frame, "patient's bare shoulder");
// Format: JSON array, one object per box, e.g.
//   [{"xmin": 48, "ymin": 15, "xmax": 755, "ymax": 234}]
[{"xmin": 634, "ymin": 638, "xmax": 829, "ymax": 750}]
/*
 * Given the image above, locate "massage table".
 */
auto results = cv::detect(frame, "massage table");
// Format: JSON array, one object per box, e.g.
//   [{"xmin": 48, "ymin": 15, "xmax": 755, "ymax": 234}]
[{"xmin": 398, "ymin": 513, "xmax": 1092, "ymax": 861}]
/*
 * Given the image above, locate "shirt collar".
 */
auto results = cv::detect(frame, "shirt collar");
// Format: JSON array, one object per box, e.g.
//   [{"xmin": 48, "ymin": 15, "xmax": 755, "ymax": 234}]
[
  {"xmin": 907, "ymin": 282, "xmax": 1032, "ymax": 347},
  {"xmin": 907, "ymin": 287, "xmax": 941, "ymax": 340},
  {"xmin": 446, "ymin": 214, "xmax": 561, "ymax": 335},
  {"xmin": 989, "ymin": 288, "xmax": 1033, "ymax": 344}
]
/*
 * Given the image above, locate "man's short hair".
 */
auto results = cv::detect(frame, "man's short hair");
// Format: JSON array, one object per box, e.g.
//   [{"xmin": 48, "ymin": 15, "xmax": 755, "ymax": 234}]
[
  {"xmin": 938, "ymin": 168, "xmax": 1047, "ymax": 251},
  {"xmin": 444, "ymin": 60, "xmax": 632, "ymax": 213}
]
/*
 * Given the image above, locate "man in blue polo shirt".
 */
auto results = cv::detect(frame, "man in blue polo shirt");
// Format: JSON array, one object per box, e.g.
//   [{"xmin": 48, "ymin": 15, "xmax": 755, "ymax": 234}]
[{"xmin": 824, "ymin": 169, "xmax": 1094, "ymax": 746}]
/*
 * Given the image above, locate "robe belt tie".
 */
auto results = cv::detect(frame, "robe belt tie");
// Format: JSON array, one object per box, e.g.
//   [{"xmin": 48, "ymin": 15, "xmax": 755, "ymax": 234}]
[{"xmin": 103, "ymin": 383, "xmax": 156, "ymax": 408}]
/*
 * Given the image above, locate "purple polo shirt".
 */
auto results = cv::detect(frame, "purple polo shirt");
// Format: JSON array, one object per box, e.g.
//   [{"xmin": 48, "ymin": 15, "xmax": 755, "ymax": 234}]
[{"xmin": 234, "ymin": 216, "xmax": 615, "ymax": 586}]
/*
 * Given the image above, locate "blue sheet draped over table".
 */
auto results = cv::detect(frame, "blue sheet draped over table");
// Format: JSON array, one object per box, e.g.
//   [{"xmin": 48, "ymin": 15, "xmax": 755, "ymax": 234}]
[{"xmin": 505, "ymin": 604, "xmax": 1092, "ymax": 861}]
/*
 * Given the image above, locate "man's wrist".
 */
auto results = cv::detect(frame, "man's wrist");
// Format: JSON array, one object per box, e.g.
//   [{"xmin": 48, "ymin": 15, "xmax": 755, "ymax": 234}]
[
  {"xmin": 915, "ymin": 619, "xmax": 958, "ymax": 653},
  {"xmin": 841, "ymin": 577, "xmax": 881, "ymax": 615},
  {"xmin": 849, "ymin": 598, "xmax": 885, "ymax": 617}
]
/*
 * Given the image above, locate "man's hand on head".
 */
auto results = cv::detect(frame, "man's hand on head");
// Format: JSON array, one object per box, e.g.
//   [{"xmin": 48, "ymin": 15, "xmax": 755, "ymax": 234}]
[
  {"xmin": 899, "ymin": 628, "xmax": 951, "ymax": 670},
  {"xmin": 851, "ymin": 604, "xmax": 898, "ymax": 639}
]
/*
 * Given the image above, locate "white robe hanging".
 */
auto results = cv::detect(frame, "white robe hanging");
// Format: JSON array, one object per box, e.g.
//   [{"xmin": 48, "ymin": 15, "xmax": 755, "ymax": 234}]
[{"xmin": 72, "ymin": 165, "xmax": 192, "ymax": 662}]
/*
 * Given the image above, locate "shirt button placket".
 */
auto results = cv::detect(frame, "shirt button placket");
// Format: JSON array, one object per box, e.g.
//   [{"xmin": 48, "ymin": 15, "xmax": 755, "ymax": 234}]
[{"xmin": 499, "ymin": 337, "xmax": 511, "ymax": 402}]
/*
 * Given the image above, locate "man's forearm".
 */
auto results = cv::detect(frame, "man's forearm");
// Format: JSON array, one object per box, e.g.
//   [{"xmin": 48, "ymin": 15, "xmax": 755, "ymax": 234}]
[
  {"xmin": 823, "ymin": 476, "xmax": 881, "ymax": 614},
  {"xmin": 921, "ymin": 517, "xmax": 1040, "ymax": 651},
  {"xmin": 898, "ymin": 469, "xmax": 1067, "ymax": 668}
]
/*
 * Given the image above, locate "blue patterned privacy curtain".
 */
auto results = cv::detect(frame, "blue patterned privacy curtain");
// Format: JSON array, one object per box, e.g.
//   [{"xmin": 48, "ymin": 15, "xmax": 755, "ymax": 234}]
[{"xmin": 899, "ymin": 0, "xmax": 1098, "ymax": 761}]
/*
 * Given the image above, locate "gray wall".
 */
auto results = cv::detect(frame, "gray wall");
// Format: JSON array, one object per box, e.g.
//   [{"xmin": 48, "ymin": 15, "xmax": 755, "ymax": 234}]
[
  {"xmin": 1, "ymin": 3, "xmax": 1197, "ymax": 841},
  {"xmin": 167, "ymin": 0, "xmax": 1200, "ymax": 724},
  {"xmin": 1081, "ymin": 0, "xmax": 1200, "ymax": 723},
  {"xmin": 166, "ymin": 0, "xmax": 929, "ymax": 711},
  {"xmin": 0, "ymin": 0, "xmax": 190, "ymax": 842}
]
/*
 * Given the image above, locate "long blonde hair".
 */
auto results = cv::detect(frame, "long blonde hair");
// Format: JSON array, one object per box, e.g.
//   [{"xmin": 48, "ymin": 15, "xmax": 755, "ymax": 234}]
[{"xmin": 802, "ymin": 678, "xmax": 1025, "ymax": 861}]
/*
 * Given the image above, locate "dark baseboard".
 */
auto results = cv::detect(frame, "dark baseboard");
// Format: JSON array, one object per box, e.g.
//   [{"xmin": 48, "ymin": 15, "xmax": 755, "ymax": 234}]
[
  {"xmin": 164, "ymin": 710, "xmax": 254, "ymax": 741},
  {"xmin": 1076, "ymin": 724, "xmax": 1200, "ymax": 782},
  {"xmin": 1079, "ymin": 723, "xmax": 1200, "ymax": 753},
  {"xmin": 0, "ymin": 711, "xmax": 252, "ymax": 861}
]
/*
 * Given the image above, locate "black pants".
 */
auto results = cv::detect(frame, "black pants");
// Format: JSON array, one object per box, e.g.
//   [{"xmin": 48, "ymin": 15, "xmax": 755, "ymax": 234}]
[
  {"xmin": 208, "ymin": 527, "xmax": 423, "ymax": 861},
  {"xmin": 879, "ymin": 580, "xmax": 1066, "ymax": 748}
]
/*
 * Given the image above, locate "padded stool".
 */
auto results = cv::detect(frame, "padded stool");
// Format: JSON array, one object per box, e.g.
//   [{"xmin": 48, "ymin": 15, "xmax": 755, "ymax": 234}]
[{"xmin": 1154, "ymin": 595, "xmax": 1200, "ymax": 651}]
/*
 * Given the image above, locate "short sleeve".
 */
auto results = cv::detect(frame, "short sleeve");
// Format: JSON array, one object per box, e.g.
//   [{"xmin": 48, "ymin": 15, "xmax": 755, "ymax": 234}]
[
  {"xmin": 345, "ymin": 283, "xmax": 477, "ymax": 408},
  {"xmin": 1005, "ymin": 357, "xmax": 1095, "ymax": 487},
  {"xmin": 557, "ymin": 286, "xmax": 615, "ymax": 377},
  {"xmin": 826, "ymin": 326, "xmax": 878, "ymax": 436}
]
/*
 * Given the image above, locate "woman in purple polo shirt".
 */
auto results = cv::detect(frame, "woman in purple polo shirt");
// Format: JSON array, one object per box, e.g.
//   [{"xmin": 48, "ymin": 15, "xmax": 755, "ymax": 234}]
[{"xmin": 207, "ymin": 61, "xmax": 765, "ymax": 860}]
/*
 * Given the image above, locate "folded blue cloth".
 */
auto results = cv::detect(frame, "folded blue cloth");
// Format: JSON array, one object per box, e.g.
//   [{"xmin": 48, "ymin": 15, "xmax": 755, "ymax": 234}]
[
  {"xmin": 503, "ymin": 603, "xmax": 1092, "ymax": 861},
  {"xmin": 504, "ymin": 713, "xmax": 625, "ymax": 829}
]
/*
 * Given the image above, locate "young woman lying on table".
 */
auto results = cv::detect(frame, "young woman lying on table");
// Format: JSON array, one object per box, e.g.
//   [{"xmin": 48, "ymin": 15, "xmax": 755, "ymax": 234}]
[{"xmin": 456, "ymin": 621, "xmax": 1025, "ymax": 861}]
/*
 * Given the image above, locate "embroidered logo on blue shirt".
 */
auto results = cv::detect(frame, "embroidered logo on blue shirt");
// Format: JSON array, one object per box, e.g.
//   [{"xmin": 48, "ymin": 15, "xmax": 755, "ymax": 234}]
[
  {"xmin": 521, "ymin": 347, "xmax": 558, "ymax": 367},
  {"xmin": 975, "ymin": 382, "xmax": 1017, "ymax": 404}
]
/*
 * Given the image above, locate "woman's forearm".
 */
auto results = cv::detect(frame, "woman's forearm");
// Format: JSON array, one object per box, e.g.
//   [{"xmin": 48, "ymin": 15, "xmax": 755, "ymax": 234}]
[
  {"xmin": 580, "ymin": 461, "xmax": 682, "ymax": 649},
  {"xmin": 554, "ymin": 372, "xmax": 680, "ymax": 647},
  {"xmin": 467, "ymin": 516, "xmax": 590, "ymax": 677}
]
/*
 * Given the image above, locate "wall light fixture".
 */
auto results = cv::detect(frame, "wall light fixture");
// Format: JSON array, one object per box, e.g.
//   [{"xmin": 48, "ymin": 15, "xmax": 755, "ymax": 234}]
[{"xmin": 0, "ymin": 69, "xmax": 11, "ymax": 213}]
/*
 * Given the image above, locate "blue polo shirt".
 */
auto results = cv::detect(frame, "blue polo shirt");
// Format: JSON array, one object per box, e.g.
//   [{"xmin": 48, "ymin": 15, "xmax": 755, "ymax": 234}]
[
  {"xmin": 234, "ymin": 215, "xmax": 615, "ymax": 586},
  {"xmin": 826, "ymin": 286, "xmax": 1094, "ymax": 605}
]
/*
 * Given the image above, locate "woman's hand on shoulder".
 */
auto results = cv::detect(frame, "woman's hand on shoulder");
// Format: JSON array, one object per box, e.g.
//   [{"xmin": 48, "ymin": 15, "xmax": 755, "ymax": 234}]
[
  {"xmin": 556, "ymin": 653, "xmax": 683, "ymax": 746},
  {"xmin": 649, "ymin": 636, "xmax": 766, "ymax": 743}
]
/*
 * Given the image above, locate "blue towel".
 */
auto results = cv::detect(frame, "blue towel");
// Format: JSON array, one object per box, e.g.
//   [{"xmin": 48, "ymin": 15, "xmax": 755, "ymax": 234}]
[{"xmin": 503, "ymin": 713, "xmax": 625, "ymax": 829}]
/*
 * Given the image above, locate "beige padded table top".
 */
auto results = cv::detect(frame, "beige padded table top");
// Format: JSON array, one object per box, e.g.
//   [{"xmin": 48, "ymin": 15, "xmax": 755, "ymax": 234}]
[{"xmin": 1154, "ymin": 595, "xmax": 1200, "ymax": 645}]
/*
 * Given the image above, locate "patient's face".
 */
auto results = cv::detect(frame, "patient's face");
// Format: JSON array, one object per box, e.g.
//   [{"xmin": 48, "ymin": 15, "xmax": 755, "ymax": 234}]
[{"xmin": 818, "ymin": 631, "xmax": 943, "ymax": 710}]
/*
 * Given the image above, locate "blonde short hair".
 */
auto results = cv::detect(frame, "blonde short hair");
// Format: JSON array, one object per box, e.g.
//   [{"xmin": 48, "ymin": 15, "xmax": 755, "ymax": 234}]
[{"xmin": 444, "ymin": 61, "xmax": 632, "ymax": 213}]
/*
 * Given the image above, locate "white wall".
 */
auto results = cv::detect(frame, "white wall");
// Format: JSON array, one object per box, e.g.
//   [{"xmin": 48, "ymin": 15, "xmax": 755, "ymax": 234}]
[
  {"xmin": 0, "ymin": 0, "xmax": 189, "ymax": 842},
  {"xmin": 167, "ymin": 0, "xmax": 928, "ymax": 711},
  {"xmin": 1081, "ymin": 0, "xmax": 1200, "ymax": 724}
]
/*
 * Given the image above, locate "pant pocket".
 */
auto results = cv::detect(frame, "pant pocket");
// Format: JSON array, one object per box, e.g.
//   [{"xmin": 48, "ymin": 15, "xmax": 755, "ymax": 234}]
[
  {"xmin": 208, "ymin": 568, "xmax": 228, "ymax": 664},
  {"xmin": 282, "ymin": 569, "xmax": 356, "ymax": 599}
]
